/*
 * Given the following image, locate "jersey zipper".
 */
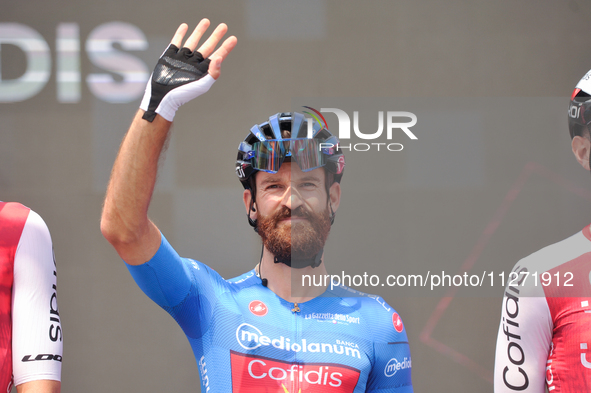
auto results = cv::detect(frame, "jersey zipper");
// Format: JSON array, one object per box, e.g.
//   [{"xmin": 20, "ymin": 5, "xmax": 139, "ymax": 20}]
[{"xmin": 292, "ymin": 302, "xmax": 300, "ymax": 393}]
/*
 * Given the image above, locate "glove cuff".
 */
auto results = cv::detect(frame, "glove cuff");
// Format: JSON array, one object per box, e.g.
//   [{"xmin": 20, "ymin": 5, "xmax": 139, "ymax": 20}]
[{"xmin": 154, "ymin": 74, "xmax": 217, "ymax": 122}]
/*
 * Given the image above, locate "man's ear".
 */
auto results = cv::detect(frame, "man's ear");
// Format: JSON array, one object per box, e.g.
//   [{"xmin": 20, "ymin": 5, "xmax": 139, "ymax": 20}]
[
  {"xmin": 572, "ymin": 135, "xmax": 591, "ymax": 171},
  {"xmin": 243, "ymin": 189, "xmax": 257, "ymax": 219},
  {"xmin": 328, "ymin": 182, "xmax": 341, "ymax": 212}
]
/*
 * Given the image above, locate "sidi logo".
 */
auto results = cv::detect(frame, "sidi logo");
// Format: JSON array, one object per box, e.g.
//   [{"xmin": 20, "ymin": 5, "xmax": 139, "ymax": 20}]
[
  {"xmin": 303, "ymin": 106, "xmax": 417, "ymax": 152},
  {"xmin": 0, "ymin": 22, "xmax": 149, "ymax": 103},
  {"xmin": 199, "ymin": 356, "xmax": 211, "ymax": 392}
]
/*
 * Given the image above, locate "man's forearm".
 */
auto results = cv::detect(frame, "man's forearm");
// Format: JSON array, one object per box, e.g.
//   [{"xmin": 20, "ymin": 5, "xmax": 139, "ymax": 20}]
[
  {"xmin": 100, "ymin": 21, "xmax": 235, "ymax": 265},
  {"xmin": 100, "ymin": 111, "xmax": 171, "ymax": 265}
]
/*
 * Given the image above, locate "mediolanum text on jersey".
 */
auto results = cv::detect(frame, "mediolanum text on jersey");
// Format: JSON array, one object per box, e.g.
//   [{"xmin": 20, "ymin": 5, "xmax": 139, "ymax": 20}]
[{"xmin": 236, "ymin": 323, "xmax": 362, "ymax": 359}]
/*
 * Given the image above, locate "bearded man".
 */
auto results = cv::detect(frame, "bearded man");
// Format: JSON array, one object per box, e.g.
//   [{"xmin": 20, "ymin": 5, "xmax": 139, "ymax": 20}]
[{"xmin": 101, "ymin": 20, "xmax": 413, "ymax": 393}]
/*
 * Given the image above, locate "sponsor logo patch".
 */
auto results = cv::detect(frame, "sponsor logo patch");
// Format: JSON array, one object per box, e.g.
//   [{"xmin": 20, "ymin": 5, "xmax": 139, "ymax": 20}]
[
  {"xmin": 235, "ymin": 323, "xmax": 362, "ymax": 359},
  {"xmin": 304, "ymin": 312, "xmax": 360, "ymax": 325},
  {"xmin": 384, "ymin": 357, "xmax": 412, "ymax": 377},
  {"xmin": 249, "ymin": 300, "xmax": 268, "ymax": 317},
  {"xmin": 230, "ymin": 351, "xmax": 360, "ymax": 392},
  {"xmin": 392, "ymin": 312, "xmax": 403, "ymax": 333}
]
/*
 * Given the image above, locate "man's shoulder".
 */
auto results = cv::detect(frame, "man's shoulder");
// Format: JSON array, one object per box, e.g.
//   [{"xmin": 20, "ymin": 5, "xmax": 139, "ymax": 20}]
[
  {"xmin": 327, "ymin": 285, "xmax": 407, "ymax": 334},
  {"xmin": 0, "ymin": 201, "xmax": 29, "ymax": 210},
  {"xmin": 328, "ymin": 284, "xmax": 387, "ymax": 305},
  {"xmin": 226, "ymin": 269, "xmax": 259, "ymax": 286},
  {"xmin": 221, "ymin": 268, "xmax": 264, "ymax": 292},
  {"xmin": 0, "ymin": 202, "xmax": 31, "ymax": 224},
  {"xmin": 0, "ymin": 202, "xmax": 41, "ymax": 247},
  {"xmin": 514, "ymin": 226, "xmax": 591, "ymax": 273}
]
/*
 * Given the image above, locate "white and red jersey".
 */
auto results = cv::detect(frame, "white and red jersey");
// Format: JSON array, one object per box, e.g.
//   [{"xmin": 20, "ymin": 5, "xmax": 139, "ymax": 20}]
[
  {"xmin": 0, "ymin": 202, "xmax": 62, "ymax": 392},
  {"xmin": 494, "ymin": 224, "xmax": 591, "ymax": 392}
]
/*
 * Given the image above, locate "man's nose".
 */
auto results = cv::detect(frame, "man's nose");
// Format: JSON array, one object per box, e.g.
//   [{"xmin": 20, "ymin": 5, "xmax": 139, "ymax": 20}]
[{"xmin": 281, "ymin": 185, "xmax": 303, "ymax": 210}]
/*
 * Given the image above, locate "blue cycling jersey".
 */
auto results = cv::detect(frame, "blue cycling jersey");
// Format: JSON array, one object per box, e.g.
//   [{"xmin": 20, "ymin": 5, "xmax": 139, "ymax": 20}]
[{"xmin": 127, "ymin": 234, "xmax": 413, "ymax": 393}]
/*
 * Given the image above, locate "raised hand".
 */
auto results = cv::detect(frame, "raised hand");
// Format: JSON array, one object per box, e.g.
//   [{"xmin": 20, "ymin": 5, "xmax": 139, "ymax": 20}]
[{"xmin": 140, "ymin": 20, "xmax": 237, "ymax": 122}]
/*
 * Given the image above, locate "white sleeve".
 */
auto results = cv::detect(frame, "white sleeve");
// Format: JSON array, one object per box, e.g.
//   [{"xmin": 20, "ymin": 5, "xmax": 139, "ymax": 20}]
[
  {"xmin": 494, "ymin": 264, "xmax": 552, "ymax": 393},
  {"xmin": 12, "ymin": 210, "xmax": 62, "ymax": 386}
]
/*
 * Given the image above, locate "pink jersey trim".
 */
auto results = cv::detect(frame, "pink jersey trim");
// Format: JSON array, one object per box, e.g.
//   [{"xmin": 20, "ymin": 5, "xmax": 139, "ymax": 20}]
[
  {"xmin": 583, "ymin": 224, "xmax": 591, "ymax": 242},
  {"xmin": 0, "ymin": 202, "xmax": 30, "ymax": 392}
]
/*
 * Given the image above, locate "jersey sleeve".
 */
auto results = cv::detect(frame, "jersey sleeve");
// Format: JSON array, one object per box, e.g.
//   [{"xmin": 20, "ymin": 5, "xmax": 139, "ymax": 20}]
[
  {"xmin": 494, "ymin": 262, "xmax": 552, "ymax": 393},
  {"xmin": 12, "ymin": 210, "xmax": 62, "ymax": 386},
  {"xmin": 366, "ymin": 301, "xmax": 413, "ymax": 393},
  {"xmin": 126, "ymin": 232, "xmax": 223, "ymax": 339}
]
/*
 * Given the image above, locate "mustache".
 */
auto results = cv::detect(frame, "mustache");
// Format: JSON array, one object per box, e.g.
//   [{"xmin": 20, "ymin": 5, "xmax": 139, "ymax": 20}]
[{"xmin": 272, "ymin": 205, "xmax": 311, "ymax": 222}]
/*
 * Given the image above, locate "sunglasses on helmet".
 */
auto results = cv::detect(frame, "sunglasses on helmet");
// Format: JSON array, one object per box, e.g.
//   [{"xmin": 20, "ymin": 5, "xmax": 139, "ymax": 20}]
[{"xmin": 242, "ymin": 138, "xmax": 336, "ymax": 174}]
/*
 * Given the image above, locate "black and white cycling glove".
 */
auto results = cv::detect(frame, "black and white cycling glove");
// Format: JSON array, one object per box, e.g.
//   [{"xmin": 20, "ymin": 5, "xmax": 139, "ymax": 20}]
[{"xmin": 140, "ymin": 44, "xmax": 215, "ymax": 122}]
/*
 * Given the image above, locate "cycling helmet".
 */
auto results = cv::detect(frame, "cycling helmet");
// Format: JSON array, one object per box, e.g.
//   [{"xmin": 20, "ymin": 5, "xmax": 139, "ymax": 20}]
[
  {"xmin": 235, "ymin": 112, "xmax": 345, "ymax": 190},
  {"xmin": 569, "ymin": 69, "xmax": 591, "ymax": 139}
]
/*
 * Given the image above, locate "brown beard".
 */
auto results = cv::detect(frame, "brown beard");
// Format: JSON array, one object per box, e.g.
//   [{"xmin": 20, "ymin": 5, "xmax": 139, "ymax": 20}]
[{"xmin": 257, "ymin": 204, "xmax": 331, "ymax": 264}]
